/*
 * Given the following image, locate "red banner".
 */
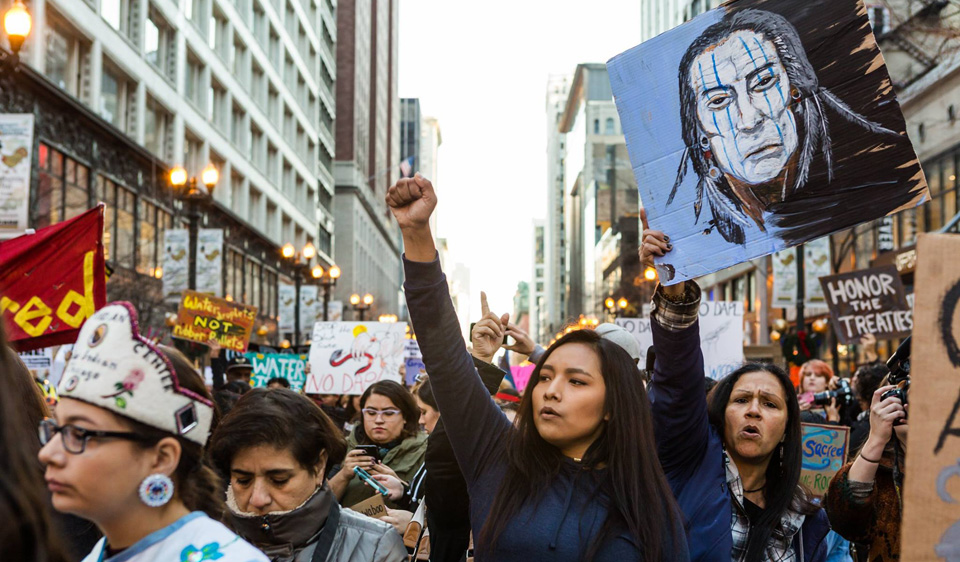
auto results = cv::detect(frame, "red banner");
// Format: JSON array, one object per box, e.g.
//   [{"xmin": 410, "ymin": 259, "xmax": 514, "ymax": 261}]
[{"xmin": 0, "ymin": 206, "xmax": 107, "ymax": 351}]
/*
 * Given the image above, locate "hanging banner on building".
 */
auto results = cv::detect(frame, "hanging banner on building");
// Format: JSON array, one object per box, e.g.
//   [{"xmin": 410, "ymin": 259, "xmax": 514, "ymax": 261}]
[
  {"xmin": 173, "ymin": 290, "xmax": 258, "ymax": 352},
  {"xmin": 819, "ymin": 265, "xmax": 911, "ymax": 345},
  {"xmin": 404, "ymin": 338, "xmax": 424, "ymax": 386},
  {"xmin": 901, "ymin": 234, "xmax": 960, "ymax": 560},
  {"xmin": 245, "ymin": 352, "xmax": 308, "ymax": 391},
  {"xmin": 607, "ymin": 0, "xmax": 928, "ymax": 284},
  {"xmin": 617, "ymin": 300, "xmax": 744, "ymax": 379},
  {"xmin": 305, "ymin": 322, "xmax": 408, "ymax": 395},
  {"xmin": 799, "ymin": 423, "xmax": 849, "ymax": 498},
  {"xmin": 299, "ymin": 285, "xmax": 319, "ymax": 333},
  {"xmin": 278, "ymin": 284, "xmax": 296, "ymax": 333},
  {"xmin": 195, "ymin": 228, "xmax": 223, "ymax": 296},
  {"xmin": 162, "ymin": 229, "xmax": 189, "ymax": 301},
  {"xmin": 772, "ymin": 249, "xmax": 798, "ymax": 308},
  {"xmin": 804, "ymin": 237, "xmax": 831, "ymax": 307},
  {"xmin": 877, "ymin": 216, "xmax": 896, "ymax": 253},
  {"xmin": 0, "ymin": 205, "xmax": 106, "ymax": 351},
  {"xmin": 0, "ymin": 113, "xmax": 34, "ymax": 240},
  {"xmin": 327, "ymin": 300, "xmax": 344, "ymax": 322}
]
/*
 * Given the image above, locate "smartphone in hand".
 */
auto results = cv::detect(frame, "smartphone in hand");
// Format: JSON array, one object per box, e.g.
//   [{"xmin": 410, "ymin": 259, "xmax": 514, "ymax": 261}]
[
  {"xmin": 355, "ymin": 444, "xmax": 381, "ymax": 463},
  {"xmin": 353, "ymin": 466, "xmax": 389, "ymax": 496}
]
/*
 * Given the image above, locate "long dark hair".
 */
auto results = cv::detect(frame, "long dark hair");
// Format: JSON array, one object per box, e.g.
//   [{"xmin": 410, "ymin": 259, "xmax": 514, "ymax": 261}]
[
  {"xmin": 120, "ymin": 345, "xmax": 225, "ymax": 520},
  {"xmin": 669, "ymin": 8, "xmax": 898, "ymax": 245},
  {"xmin": 707, "ymin": 363, "xmax": 818, "ymax": 562},
  {"xmin": 479, "ymin": 330, "xmax": 681, "ymax": 561},
  {"xmin": 0, "ymin": 329, "xmax": 67, "ymax": 562},
  {"xmin": 354, "ymin": 380, "xmax": 420, "ymax": 444}
]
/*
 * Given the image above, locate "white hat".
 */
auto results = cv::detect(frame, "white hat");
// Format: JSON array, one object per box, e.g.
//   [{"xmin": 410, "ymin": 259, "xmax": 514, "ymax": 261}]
[
  {"xmin": 58, "ymin": 303, "xmax": 214, "ymax": 445},
  {"xmin": 594, "ymin": 323, "xmax": 643, "ymax": 363}
]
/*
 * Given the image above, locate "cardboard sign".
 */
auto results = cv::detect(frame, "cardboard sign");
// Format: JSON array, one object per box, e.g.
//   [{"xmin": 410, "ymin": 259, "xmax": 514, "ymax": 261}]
[
  {"xmin": 173, "ymin": 291, "xmax": 257, "ymax": 352},
  {"xmin": 819, "ymin": 265, "xmax": 912, "ymax": 345},
  {"xmin": 799, "ymin": 423, "xmax": 849, "ymax": 498},
  {"xmin": 607, "ymin": 0, "xmax": 927, "ymax": 284},
  {"xmin": 246, "ymin": 352, "xmax": 307, "ymax": 391},
  {"xmin": 350, "ymin": 493, "xmax": 387, "ymax": 520},
  {"xmin": 510, "ymin": 364, "xmax": 537, "ymax": 393},
  {"xmin": 617, "ymin": 300, "xmax": 744, "ymax": 379},
  {"xmin": 0, "ymin": 206, "xmax": 107, "ymax": 351},
  {"xmin": 306, "ymin": 322, "xmax": 408, "ymax": 395},
  {"xmin": 901, "ymin": 234, "xmax": 960, "ymax": 560}
]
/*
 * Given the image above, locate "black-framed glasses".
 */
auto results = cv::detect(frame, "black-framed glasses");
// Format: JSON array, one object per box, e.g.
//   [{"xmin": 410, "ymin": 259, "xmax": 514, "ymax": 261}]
[{"xmin": 38, "ymin": 419, "xmax": 151, "ymax": 455}]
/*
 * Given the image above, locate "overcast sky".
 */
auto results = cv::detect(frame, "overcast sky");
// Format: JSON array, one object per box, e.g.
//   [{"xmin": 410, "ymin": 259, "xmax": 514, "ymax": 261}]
[{"xmin": 397, "ymin": 0, "xmax": 643, "ymax": 323}]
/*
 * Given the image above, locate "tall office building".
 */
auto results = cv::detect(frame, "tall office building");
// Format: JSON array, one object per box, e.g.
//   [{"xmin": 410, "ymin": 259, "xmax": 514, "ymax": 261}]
[
  {"xmin": 34, "ymin": 0, "xmax": 336, "ymax": 256},
  {"xmin": 334, "ymin": 0, "xmax": 400, "ymax": 317},
  {"xmin": 544, "ymin": 74, "xmax": 570, "ymax": 335}
]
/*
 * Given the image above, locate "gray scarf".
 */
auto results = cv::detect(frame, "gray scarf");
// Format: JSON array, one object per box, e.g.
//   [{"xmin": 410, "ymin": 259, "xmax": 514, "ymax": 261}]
[{"xmin": 226, "ymin": 483, "xmax": 336, "ymax": 559}]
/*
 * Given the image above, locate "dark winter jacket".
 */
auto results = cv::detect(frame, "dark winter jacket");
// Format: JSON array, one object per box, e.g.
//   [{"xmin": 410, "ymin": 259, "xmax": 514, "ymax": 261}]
[
  {"xmin": 404, "ymin": 255, "xmax": 689, "ymax": 561},
  {"xmin": 649, "ymin": 299, "xmax": 830, "ymax": 562},
  {"xmin": 424, "ymin": 357, "xmax": 505, "ymax": 562}
]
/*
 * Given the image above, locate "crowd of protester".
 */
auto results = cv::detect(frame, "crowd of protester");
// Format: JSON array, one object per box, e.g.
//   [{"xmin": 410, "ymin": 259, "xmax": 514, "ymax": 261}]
[{"xmin": 1, "ymin": 172, "xmax": 912, "ymax": 561}]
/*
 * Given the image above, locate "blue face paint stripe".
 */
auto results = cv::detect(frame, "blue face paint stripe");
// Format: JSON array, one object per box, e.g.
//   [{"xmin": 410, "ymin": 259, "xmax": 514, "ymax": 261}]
[
  {"xmin": 712, "ymin": 53, "xmax": 745, "ymax": 177},
  {"xmin": 738, "ymin": 35, "xmax": 784, "ymax": 144}
]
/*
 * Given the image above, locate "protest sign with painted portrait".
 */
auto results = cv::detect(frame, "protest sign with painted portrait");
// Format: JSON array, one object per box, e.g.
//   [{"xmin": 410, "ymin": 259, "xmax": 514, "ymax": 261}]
[{"xmin": 608, "ymin": 0, "xmax": 928, "ymax": 283}]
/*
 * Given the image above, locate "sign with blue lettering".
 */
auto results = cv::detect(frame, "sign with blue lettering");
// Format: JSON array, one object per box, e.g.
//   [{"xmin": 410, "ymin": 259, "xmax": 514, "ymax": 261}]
[{"xmin": 800, "ymin": 422, "xmax": 849, "ymax": 498}]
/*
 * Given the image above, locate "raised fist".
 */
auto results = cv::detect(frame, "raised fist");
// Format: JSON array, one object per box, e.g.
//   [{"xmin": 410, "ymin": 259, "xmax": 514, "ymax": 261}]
[{"xmin": 386, "ymin": 173, "xmax": 437, "ymax": 231}]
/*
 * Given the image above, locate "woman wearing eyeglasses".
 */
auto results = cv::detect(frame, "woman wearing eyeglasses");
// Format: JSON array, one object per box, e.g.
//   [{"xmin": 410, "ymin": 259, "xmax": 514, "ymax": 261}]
[
  {"xmin": 329, "ymin": 380, "xmax": 427, "ymax": 509},
  {"xmin": 37, "ymin": 303, "xmax": 267, "ymax": 562}
]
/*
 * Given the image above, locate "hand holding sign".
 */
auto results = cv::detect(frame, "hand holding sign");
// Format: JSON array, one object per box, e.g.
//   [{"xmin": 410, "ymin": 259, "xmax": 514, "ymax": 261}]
[{"xmin": 472, "ymin": 292, "xmax": 508, "ymax": 363}]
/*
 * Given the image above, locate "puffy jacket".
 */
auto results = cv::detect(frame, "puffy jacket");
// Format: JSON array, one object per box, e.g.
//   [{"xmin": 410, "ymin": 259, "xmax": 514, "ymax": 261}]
[{"xmin": 228, "ymin": 485, "xmax": 406, "ymax": 562}]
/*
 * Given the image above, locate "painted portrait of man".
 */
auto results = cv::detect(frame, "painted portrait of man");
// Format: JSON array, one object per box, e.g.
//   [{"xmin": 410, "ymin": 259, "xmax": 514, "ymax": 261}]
[{"xmin": 609, "ymin": 0, "xmax": 928, "ymax": 283}]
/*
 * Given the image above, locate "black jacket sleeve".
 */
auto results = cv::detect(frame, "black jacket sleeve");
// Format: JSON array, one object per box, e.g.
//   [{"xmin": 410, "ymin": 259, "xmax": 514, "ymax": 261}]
[{"xmin": 423, "ymin": 357, "xmax": 505, "ymax": 562}]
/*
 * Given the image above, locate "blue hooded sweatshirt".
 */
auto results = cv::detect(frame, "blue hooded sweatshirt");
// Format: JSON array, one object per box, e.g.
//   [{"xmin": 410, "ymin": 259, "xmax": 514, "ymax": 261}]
[{"xmin": 404, "ymin": 256, "xmax": 689, "ymax": 561}]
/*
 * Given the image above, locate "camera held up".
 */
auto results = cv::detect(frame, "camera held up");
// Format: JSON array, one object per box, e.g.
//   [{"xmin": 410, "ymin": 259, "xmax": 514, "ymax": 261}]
[{"xmin": 880, "ymin": 336, "xmax": 911, "ymax": 425}]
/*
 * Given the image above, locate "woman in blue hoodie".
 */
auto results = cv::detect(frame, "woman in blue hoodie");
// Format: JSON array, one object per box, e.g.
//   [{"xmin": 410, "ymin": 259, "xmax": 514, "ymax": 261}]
[
  {"xmin": 388, "ymin": 174, "xmax": 688, "ymax": 561},
  {"xmin": 640, "ymin": 209, "xmax": 831, "ymax": 562}
]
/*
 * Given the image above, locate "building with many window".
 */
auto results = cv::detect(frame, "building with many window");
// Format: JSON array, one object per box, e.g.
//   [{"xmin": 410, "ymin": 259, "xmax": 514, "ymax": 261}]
[
  {"xmin": 557, "ymin": 63, "xmax": 642, "ymax": 321},
  {"xmin": 2, "ymin": 0, "xmax": 337, "ymax": 344},
  {"xmin": 543, "ymin": 74, "xmax": 570, "ymax": 336},
  {"xmin": 333, "ymin": 0, "xmax": 401, "ymax": 318}
]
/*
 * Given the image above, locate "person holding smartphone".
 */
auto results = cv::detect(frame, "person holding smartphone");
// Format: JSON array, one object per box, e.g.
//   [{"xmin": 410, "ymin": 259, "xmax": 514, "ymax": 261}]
[{"xmin": 329, "ymin": 381, "xmax": 427, "ymax": 509}]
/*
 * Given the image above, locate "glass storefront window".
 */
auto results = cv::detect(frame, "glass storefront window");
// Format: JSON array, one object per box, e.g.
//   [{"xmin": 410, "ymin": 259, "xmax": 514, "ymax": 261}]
[
  {"xmin": 96, "ymin": 175, "xmax": 115, "ymax": 261},
  {"xmin": 36, "ymin": 144, "xmax": 64, "ymax": 229},
  {"xmin": 115, "ymin": 185, "xmax": 136, "ymax": 268},
  {"xmin": 137, "ymin": 201, "xmax": 156, "ymax": 275}
]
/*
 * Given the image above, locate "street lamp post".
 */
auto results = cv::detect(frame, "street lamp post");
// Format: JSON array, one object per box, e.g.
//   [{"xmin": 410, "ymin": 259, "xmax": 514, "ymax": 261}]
[
  {"xmin": 313, "ymin": 265, "xmax": 341, "ymax": 321},
  {"xmin": 169, "ymin": 165, "xmax": 219, "ymax": 290},
  {"xmin": 604, "ymin": 296, "xmax": 629, "ymax": 319},
  {"xmin": 350, "ymin": 293, "xmax": 374, "ymax": 321},
  {"xmin": 1, "ymin": 0, "xmax": 31, "ymax": 74},
  {"xmin": 281, "ymin": 242, "xmax": 317, "ymax": 347}
]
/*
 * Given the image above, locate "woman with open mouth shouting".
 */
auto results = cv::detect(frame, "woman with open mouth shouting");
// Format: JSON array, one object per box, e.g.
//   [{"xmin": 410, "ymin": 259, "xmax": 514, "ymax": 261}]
[
  {"xmin": 387, "ymin": 174, "xmax": 688, "ymax": 561},
  {"xmin": 640, "ymin": 207, "xmax": 830, "ymax": 562}
]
